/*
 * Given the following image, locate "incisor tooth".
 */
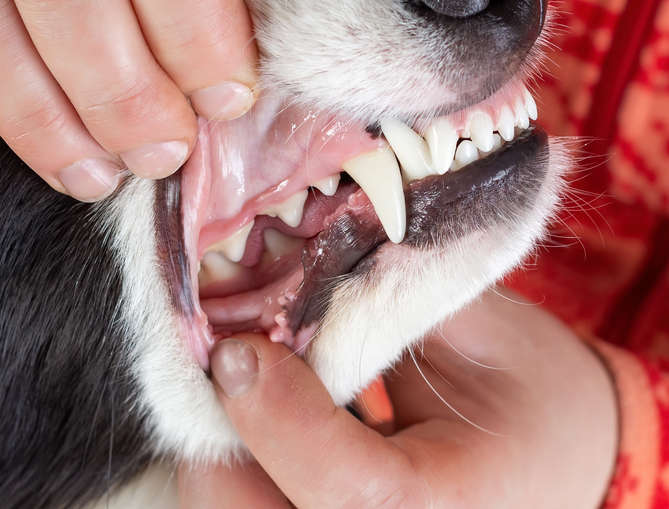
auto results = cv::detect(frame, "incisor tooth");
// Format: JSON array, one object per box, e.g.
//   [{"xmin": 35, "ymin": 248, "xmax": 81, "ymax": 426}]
[
  {"xmin": 199, "ymin": 251, "xmax": 242, "ymax": 287},
  {"xmin": 313, "ymin": 174, "xmax": 340, "ymax": 196},
  {"xmin": 263, "ymin": 190, "xmax": 309, "ymax": 228},
  {"xmin": 425, "ymin": 119, "xmax": 458, "ymax": 175},
  {"xmin": 205, "ymin": 221, "xmax": 254, "ymax": 263},
  {"xmin": 514, "ymin": 98, "xmax": 530, "ymax": 129},
  {"xmin": 524, "ymin": 88, "xmax": 538, "ymax": 121},
  {"xmin": 380, "ymin": 118, "xmax": 434, "ymax": 182},
  {"xmin": 497, "ymin": 106, "xmax": 515, "ymax": 142},
  {"xmin": 452, "ymin": 140, "xmax": 478, "ymax": 171},
  {"xmin": 343, "ymin": 147, "xmax": 406, "ymax": 244},
  {"xmin": 469, "ymin": 111, "xmax": 495, "ymax": 152}
]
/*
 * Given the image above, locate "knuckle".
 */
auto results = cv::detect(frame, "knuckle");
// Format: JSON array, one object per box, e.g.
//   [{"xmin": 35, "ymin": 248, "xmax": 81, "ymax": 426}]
[
  {"xmin": 80, "ymin": 77, "xmax": 163, "ymax": 123},
  {"xmin": 1, "ymin": 101, "xmax": 68, "ymax": 144}
]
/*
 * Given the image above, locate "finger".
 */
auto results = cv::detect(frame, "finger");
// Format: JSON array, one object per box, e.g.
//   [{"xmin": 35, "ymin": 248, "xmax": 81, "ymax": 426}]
[
  {"xmin": 178, "ymin": 460, "xmax": 292, "ymax": 509},
  {"xmin": 132, "ymin": 0, "xmax": 258, "ymax": 121},
  {"xmin": 0, "ymin": 0, "xmax": 122, "ymax": 201},
  {"xmin": 210, "ymin": 335, "xmax": 426, "ymax": 509},
  {"xmin": 15, "ymin": 0, "xmax": 197, "ymax": 179}
]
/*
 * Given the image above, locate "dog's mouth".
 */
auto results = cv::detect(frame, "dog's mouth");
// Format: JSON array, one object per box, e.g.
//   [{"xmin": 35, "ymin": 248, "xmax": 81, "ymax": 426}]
[{"xmin": 171, "ymin": 78, "xmax": 546, "ymax": 368}]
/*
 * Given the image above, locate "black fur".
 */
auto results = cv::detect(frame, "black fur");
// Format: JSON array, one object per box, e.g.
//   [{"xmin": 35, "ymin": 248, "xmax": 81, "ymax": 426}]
[{"xmin": 0, "ymin": 141, "xmax": 151, "ymax": 509}]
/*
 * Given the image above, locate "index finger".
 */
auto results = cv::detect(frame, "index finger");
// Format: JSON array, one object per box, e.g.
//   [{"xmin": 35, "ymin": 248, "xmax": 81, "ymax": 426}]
[{"xmin": 210, "ymin": 336, "xmax": 427, "ymax": 509}]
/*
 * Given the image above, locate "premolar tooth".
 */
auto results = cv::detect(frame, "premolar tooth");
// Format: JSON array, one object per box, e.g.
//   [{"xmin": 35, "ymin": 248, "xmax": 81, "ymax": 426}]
[
  {"xmin": 524, "ymin": 88, "xmax": 538, "ymax": 121},
  {"xmin": 263, "ymin": 190, "xmax": 309, "ymax": 228},
  {"xmin": 343, "ymin": 147, "xmax": 406, "ymax": 244},
  {"xmin": 452, "ymin": 140, "xmax": 479, "ymax": 171},
  {"xmin": 425, "ymin": 119, "xmax": 458, "ymax": 175},
  {"xmin": 264, "ymin": 228, "xmax": 304, "ymax": 259},
  {"xmin": 469, "ymin": 111, "xmax": 495, "ymax": 152},
  {"xmin": 313, "ymin": 174, "xmax": 340, "ymax": 196},
  {"xmin": 497, "ymin": 106, "xmax": 515, "ymax": 142},
  {"xmin": 380, "ymin": 118, "xmax": 434, "ymax": 182},
  {"xmin": 205, "ymin": 221, "xmax": 254, "ymax": 263},
  {"xmin": 514, "ymin": 98, "xmax": 530, "ymax": 129}
]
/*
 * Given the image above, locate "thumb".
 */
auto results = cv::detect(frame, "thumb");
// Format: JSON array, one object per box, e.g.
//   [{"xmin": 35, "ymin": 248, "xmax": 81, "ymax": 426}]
[{"xmin": 210, "ymin": 334, "xmax": 422, "ymax": 509}]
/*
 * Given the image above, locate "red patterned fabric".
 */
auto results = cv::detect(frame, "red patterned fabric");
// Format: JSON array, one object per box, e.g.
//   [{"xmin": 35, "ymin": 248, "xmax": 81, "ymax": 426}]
[{"xmin": 507, "ymin": 0, "xmax": 669, "ymax": 506}]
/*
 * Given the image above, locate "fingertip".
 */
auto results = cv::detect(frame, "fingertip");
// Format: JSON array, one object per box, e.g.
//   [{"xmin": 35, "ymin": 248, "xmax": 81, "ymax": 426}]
[
  {"xmin": 56, "ymin": 158, "xmax": 123, "ymax": 202},
  {"xmin": 119, "ymin": 139, "xmax": 190, "ymax": 179},
  {"xmin": 210, "ymin": 338, "xmax": 260, "ymax": 399},
  {"xmin": 189, "ymin": 81, "xmax": 256, "ymax": 122}
]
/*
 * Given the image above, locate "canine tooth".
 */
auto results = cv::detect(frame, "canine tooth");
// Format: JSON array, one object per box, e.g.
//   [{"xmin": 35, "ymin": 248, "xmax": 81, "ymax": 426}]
[
  {"xmin": 206, "ymin": 221, "xmax": 254, "ymax": 262},
  {"xmin": 264, "ymin": 228, "xmax": 303, "ymax": 259},
  {"xmin": 469, "ymin": 111, "xmax": 495, "ymax": 152},
  {"xmin": 497, "ymin": 106, "xmax": 515, "ymax": 142},
  {"xmin": 523, "ymin": 88, "xmax": 538, "ymax": 121},
  {"xmin": 425, "ymin": 119, "xmax": 458, "ymax": 175},
  {"xmin": 263, "ymin": 190, "xmax": 309, "ymax": 228},
  {"xmin": 514, "ymin": 98, "xmax": 530, "ymax": 129},
  {"xmin": 380, "ymin": 118, "xmax": 434, "ymax": 182},
  {"xmin": 343, "ymin": 147, "xmax": 406, "ymax": 244},
  {"xmin": 199, "ymin": 252, "xmax": 242, "ymax": 288},
  {"xmin": 452, "ymin": 140, "xmax": 478, "ymax": 171},
  {"xmin": 313, "ymin": 174, "xmax": 340, "ymax": 196}
]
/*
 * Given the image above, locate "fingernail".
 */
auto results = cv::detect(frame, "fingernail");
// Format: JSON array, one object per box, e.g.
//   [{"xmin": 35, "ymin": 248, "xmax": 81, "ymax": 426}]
[
  {"xmin": 211, "ymin": 339, "xmax": 259, "ymax": 398},
  {"xmin": 190, "ymin": 82, "xmax": 255, "ymax": 121},
  {"xmin": 120, "ymin": 140, "xmax": 189, "ymax": 179},
  {"xmin": 58, "ymin": 158, "xmax": 121, "ymax": 202}
]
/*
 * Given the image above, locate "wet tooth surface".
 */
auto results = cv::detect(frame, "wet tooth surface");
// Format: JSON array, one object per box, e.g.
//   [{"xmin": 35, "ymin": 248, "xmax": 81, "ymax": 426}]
[
  {"xmin": 343, "ymin": 147, "xmax": 407, "ymax": 243},
  {"xmin": 206, "ymin": 221, "xmax": 254, "ymax": 263},
  {"xmin": 469, "ymin": 111, "xmax": 495, "ymax": 153},
  {"xmin": 263, "ymin": 190, "xmax": 309, "ymax": 228},
  {"xmin": 425, "ymin": 119, "xmax": 458, "ymax": 175},
  {"xmin": 380, "ymin": 118, "xmax": 434, "ymax": 182},
  {"xmin": 313, "ymin": 174, "xmax": 340, "ymax": 196}
]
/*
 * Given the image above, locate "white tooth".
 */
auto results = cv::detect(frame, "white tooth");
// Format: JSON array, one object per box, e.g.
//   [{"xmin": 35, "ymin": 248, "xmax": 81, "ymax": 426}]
[
  {"xmin": 482, "ymin": 133, "xmax": 504, "ymax": 154},
  {"xmin": 199, "ymin": 251, "xmax": 242, "ymax": 287},
  {"xmin": 205, "ymin": 221, "xmax": 254, "ymax": 263},
  {"xmin": 425, "ymin": 118, "xmax": 458, "ymax": 175},
  {"xmin": 263, "ymin": 190, "xmax": 309, "ymax": 228},
  {"xmin": 343, "ymin": 147, "xmax": 406, "ymax": 244},
  {"xmin": 524, "ymin": 88, "xmax": 538, "ymax": 121},
  {"xmin": 263, "ymin": 228, "xmax": 304, "ymax": 259},
  {"xmin": 313, "ymin": 174, "xmax": 340, "ymax": 196},
  {"xmin": 452, "ymin": 140, "xmax": 479, "ymax": 171},
  {"xmin": 497, "ymin": 106, "xmax": 515, "ymax": 142},
  {"xmin": 380, "ymin": 118, "xmax": 434, "ymax": 182},
  {"xmin": 514, "ymin": 98, "xmax": 530, "ymax": 129},
  {"xmin": 468, "ymin": 111, "xmax": 495, "ymax": 152}
]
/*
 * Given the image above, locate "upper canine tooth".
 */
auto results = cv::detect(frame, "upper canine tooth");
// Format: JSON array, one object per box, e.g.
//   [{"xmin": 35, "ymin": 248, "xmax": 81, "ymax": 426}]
[
  {"xmin": 343, "ymin": 147, "xmax": 407, "ymax": 244},
  {"xmin": 380, "ymin": 118, "xmax": 434, "ymax": 182},
  {"xmin": 425, "ymin": 119, "xmax": 458, "ymax": 175},
  {"xmin": 497, "ymin": 106, "xmax": 515, "ymax": 142},
  {"xmin": 514, "ymin": 98, "xmax": 530, "ymax": 129},
  {"xmin": 205, "ymin": 221, "xmax": 254, "ymax": 263},
  {"xmin": 263, "ymin": 190, "xmax": 309, "ymax": 228},
  {"xmin": 452, "ymin": 140, "xmax": 479, "ymax": 171},
  {"xmin": 524, "ymin": 88, "xmax": 538, "ymax": 121},
  {"xmin": 468, "ymin": 111, "xmax": 495, "ymax": 152},
  {"xmin": 313, "ymin": 174, "xmax": 340, "ymax": 196}
]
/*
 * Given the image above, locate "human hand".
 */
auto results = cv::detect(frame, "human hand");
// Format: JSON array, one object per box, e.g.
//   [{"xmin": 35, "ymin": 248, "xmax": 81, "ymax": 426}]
[
  {"xmin": 0, "ymin": 0, "xmax": 257, "ymax": 201},
  {"xmin": 178, "ymin": 291, "xmax": 619, "ymax": 509}
]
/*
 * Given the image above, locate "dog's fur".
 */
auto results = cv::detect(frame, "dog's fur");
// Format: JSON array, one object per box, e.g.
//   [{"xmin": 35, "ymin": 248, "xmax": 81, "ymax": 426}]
[{"xmin": 0, "ymin": 1, "xmax": 564, "ymax": 507}]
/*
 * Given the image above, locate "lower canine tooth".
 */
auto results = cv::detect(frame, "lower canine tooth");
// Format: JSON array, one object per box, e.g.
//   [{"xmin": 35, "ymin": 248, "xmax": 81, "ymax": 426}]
[
  {"xmin": 313, "ymin": 174, "xmax": 340, "ymax": 196},
  {"xmin": 469, "ymin": 111, "xmax": 495, "ymax": 152},
  {"xmin": 343, "ymin": 147, "xmax": 407, "ymax": 244},
  {"xmin": 380, "ymin": 118, "xmax": 434, "ymax": 182},
  {"xmin": 204, "ymin": 222, "xmax": 254, "ymax": 263},
  {"xmin": 425, "ymin": 119, "xmax": 458, "ymax": 175},
  {"xmin": 263, "ymin": 190, "xmax": 309, "ymax": 228},
  {"xmin": 199, "ymin": 251, "xmax": 242, "ymax": 287},
  {"xmin": 264, "ymin": 228, "xmax": 304, "ymax": 259},
  {"xmin": 452, "ymin": 140, "xmax": 479, "ymax": 171}
]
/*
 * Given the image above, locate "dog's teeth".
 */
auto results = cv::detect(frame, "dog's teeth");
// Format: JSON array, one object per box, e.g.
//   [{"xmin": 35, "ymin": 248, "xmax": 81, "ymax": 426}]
[
  {"xmin": 380, "ymin": 118, "xmax": 434, "ymax": 182},
  {"xmin": 199, "ymin": 251, "xmax": 242, "ymax": 287},
  {"xmin": 343, "ymin": 147, "xmax": 406, "ymax": 244},
  {"xmin": 264, "ymin": 228, "xmax": 304, "ymax": 259},
  {"xmin": 313, "ymin": 174, "xmax": 340, "ymax": 196},
  {"xmin": 452, "ymin": 140, "xmax": 479, "ymax": 171},
  {"xmin": 497, "ymin": 106, "xmax": 516, "ymax": 142},
  {"xmin": 514, "ymin": 98, "xmax": 530, "ymax": 129},
  {"xmin": 205, "ymin": 221, "xmax": 254, "ymax": 262},
  {"xmin": 469, "ymin": 111, "xmax": 495, "ymax": 152},
  {"xmin": 481, "ymin": 133, "xmax": 504, "ymax": 155},
  {"xmin": 425, "ymin": 119, "xmax": 458, "ymax": 175},
  {"xmin": 263, "ymin": 190, "xmax": 309, "ymax": 228},
  {"xmin": 524, "ymin": 88, "xmax": 538, "ymax": 121}
]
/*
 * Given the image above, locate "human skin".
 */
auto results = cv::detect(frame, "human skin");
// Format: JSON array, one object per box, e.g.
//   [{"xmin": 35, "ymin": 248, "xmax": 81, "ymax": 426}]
[
  {"xmin": 179, "ymin": 290, "xmax": 619, "ymax": 509},
  {"xmin": 0, "ymin": 0, "xmax": 257, "ymax": 201}
]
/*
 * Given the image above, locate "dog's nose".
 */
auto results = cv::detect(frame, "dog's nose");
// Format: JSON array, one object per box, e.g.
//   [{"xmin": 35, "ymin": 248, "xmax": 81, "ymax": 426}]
[{"xmin": 420, "ymin": 0, "xmax": 490, "ymax": 18}]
